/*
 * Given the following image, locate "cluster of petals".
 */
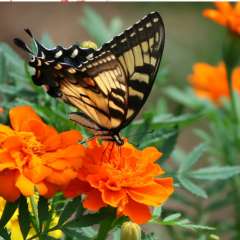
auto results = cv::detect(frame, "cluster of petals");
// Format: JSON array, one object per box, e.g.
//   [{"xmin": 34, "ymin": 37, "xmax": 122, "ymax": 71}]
[
  {"xmin": 188, "ymin": 62, "xmax": 240, "ymax": 104},
  {"xmin": 203, "ymin": 2, "xmax": 240, "ymax": 35},
  {"xmin": 0, "ymin": 106, "xmax": 84, "ymax": 201},
  {"xmin": 65, "ymin": 140, "xmax": 174, "ymax": 224}
]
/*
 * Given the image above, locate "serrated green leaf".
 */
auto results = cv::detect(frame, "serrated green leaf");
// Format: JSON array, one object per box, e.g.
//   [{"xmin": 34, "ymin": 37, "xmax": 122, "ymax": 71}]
[
  {"xmin": 58, "ymin": 196, "xmax": 82, "ymax": 225},
  {"xmin": 189, "ymin": 166, "xmax": 240, "ymax": 180},
  {"xmin": 163, "ymin": 213, "xmax": 182, "ymax": 222},
  {"xmin": 179, "ymin": 143, "xmax": 207, "ymax": 173},
  {"xmin": 178, "ymin": 176, "xmax": 208, "ymax": 198},
  {"xmin": 38, "ymin": 197, "xmax": 50, "ymax": 229},
  {"xmin": 18, "ymin": 196, "xmax": 31, "ymax": 239}
]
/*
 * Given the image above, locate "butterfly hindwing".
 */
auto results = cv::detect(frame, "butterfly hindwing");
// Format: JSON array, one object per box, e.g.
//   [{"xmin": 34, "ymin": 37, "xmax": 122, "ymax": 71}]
[{"xmin": 58, "ymin": 52, "xmax": 128, "ymax": 130}]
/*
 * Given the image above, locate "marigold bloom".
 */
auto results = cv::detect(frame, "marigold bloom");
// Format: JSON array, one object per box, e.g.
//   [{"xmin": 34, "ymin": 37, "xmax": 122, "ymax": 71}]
[
  {"xmin": 65, "ymin": 140, "xmax": 174, "ymax": 224},
  {"xmin": 203, "ymin": 2, "xmax": 240, "ymax": 35},
  {"xmin": 188, "ymin": 62, "xmax": 240, "ymax": 104},
  {"xmin": 0, "ymin": 106, "xmax": 84, "ymax": 201}
]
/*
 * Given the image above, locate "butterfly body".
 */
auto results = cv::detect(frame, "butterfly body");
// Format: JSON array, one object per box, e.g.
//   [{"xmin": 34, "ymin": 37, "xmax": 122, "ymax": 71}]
[{"xmin": 14, "ymin": 12, "xmax": 165, "ymax": 145}]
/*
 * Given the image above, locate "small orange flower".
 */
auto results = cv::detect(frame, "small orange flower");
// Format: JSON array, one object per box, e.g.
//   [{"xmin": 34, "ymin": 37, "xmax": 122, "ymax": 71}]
[
  {"xmin": 65, "ymin": 140, "xmax": 174, "ymax": 224},
  {"xmin": 188, "ymin": 62, "xmax": 240, "ymax": 104},
  {"xmin": 203, "ymin": 2, "xmax": 240, "ymax": 35},
  {"xmin": 0, "ymin": 106, "xmax": 84, "ymax": 202}
]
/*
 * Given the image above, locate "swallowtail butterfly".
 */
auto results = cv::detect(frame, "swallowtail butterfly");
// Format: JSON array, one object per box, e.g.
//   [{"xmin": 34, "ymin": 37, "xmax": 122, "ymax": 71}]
[{"xmin": 14, "ymin": 12, "xmax": 165, "ymax": 145}]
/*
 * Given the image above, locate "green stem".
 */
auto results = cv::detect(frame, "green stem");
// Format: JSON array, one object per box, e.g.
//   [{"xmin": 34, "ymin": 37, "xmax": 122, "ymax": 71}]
[
  {"xmin": 29, "ymin": 196, "xmax": 40, "ymax": 233},
  {"xmin": 226, "ymin": 67, "xmax": 239, "ymax": 127}
]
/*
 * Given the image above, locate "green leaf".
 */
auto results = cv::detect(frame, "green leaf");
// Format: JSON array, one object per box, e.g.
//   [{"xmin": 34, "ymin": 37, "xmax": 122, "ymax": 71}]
[
  {"xmin": 165, "ymin": 87, "xmax": 206, "ymax": 109},
  {"xmin": 0, "ymin": 201, "xmax": 18, "ymax": 229},
  {"xmin": 178, "ymin": 176, "xmax": 208, "ymax": 198},
  {"xmin": 0, "ymin": 227, "xmax": 10, "ymax": 240},
  {"xmin": 58, "ymin": 196, "xmax": 82, "ymax": 225},
  {"xmin": 152, "ymin": 206, "xmax": 162, "ymax": 219},
  {"xmin": 190, "ymin": 166, "xmax": 240, "ymax": 180},
  {"xmin": 18, "ymin": 196, "xmax": 31, "ymax": 239},
  {"xmin": 179, "ymin": 143, "xmax": 207, "ymax": 173},
  {"xmin": 95, "ymin": 215, "xmax": 115, "ymax": 240},
  {"xmin": 61, "ymin": 227, "xmax": 91, "ymax": 239},
  {"xmin": 64, "ymin": 212, "xmax": 105, "ymax": 228},
  {"xmin": 38, "ymin": 197, "xmax": 50, "ymax": 229},
  {"xmin": 152, "ymin": 215, "xmax": 215, "ymax": 231},
  {"xmin": 163, "ymin": 213, "xmax": 182, "ymax": 222}
]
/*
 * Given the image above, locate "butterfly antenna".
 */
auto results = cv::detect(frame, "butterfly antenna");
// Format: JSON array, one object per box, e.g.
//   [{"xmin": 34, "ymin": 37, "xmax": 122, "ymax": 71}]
[{"xmin": 13, "ymin": 38, "xmax": 33, "ymax": 55}]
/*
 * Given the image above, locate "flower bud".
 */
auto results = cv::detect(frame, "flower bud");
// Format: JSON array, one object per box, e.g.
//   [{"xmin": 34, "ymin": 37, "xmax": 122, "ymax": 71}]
[
  {"xmin": 120, "ymin": 221, "xmax": 141, "ymax": 240},
  {"xmin": 81, "ymin": 41, "xmax": 98, "ymax": 50}
]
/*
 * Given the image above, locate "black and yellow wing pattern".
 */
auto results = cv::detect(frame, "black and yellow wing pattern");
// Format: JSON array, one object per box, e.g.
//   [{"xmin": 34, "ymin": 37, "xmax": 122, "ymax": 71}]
[{"xmin": 14, "ymin": 12, "xmax": 165, "ymax": 145}]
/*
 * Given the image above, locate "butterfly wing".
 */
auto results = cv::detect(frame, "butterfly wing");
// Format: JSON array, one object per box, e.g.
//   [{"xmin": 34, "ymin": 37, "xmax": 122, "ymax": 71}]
[
  {"xmin": 68, "ymin": 11, "xmax": 165, "ymax": 131},
  {"xmin": 94, "ymin": 11, "xmax": 165, "ymax": 128}
]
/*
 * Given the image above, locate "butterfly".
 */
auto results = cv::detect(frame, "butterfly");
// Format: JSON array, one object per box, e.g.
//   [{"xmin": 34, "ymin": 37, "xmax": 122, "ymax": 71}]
[{"xmin": 14, "ymin": 11, "xmax": 165, "ymax": 146}]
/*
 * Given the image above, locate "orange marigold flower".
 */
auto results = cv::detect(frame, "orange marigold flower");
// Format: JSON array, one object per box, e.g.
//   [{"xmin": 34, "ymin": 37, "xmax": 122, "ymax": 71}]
[
  {"xmin": 188, "ymin": 62, "xmax": 240, "ymax": 104},
  {"xmin": 203, "ymin": 2, "xmax": 240, "ymax": 34},
  {"xmin": 65, "ymin": 140, "xmax": 174, "ymax": 224},
  {"xmin": 0, "ymin": 106, "xmax": 84, "ymax": 202}
]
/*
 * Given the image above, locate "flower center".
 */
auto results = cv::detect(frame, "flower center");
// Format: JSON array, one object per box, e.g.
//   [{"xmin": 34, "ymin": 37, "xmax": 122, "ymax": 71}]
[{"xmin": 17, "ymin": 132, "xmax": 45, "ymax": 155}]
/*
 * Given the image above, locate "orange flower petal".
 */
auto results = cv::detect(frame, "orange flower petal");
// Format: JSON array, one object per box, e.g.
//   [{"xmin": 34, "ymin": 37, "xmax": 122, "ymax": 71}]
[
  {"xmin": 3, "ymin": 136, "xmax": 23, "ymax": 151},
  {"xmin": 203, "ymin": 9, "xmax": 227, "ymax": 26},
  {"xmin": 101, "ymin": 187, "xmax": 126, "ymax": 207},
  {"xmin": 9, "ymin": 106, "xmax": 42, "ymax": 131},
  {"xmin": 122, "ymin": 198, "xmax": 151, "ymax": 224},
  {"xmin": 60, "ymin": 130, "xmax": 82, "ymax": 148},
  {"xmin": 42, "ymin": 182, "xmax": 60, "ymax": 198},
  {"xmin": 0, "ymin": 124, "xmax": 14, "ymax": 142},
  {"xmin": 23, "ymin": 164, "xmax": 52, "ymax": 183},
  {"xmin": 215, "ymin": 2, "xmax": 233, "ymax": 15},
  {"xmin": 46, "ymin": 168, "xmax": 77, "ymax": 186},
  {"xmin": 64, "ymin": 179, "xmax": 91, "ymax": 198},
  {"xmin": 127, "ymin": 179, "xmax": 173, "ymax": 206},
  {"xmin": 16, "ymin": 175, "xmax": 35, "ymax": 196},
  {"xmin": 36, "ymin": 182, "xmax": 48, "ymax": 196},
  {"xmin": 0, "ymin": 170, "xmax": 20, "ymax": 202},
  {"xmin": 83, "ymin": 189, "xmax": 106, "ymax": 211}
]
